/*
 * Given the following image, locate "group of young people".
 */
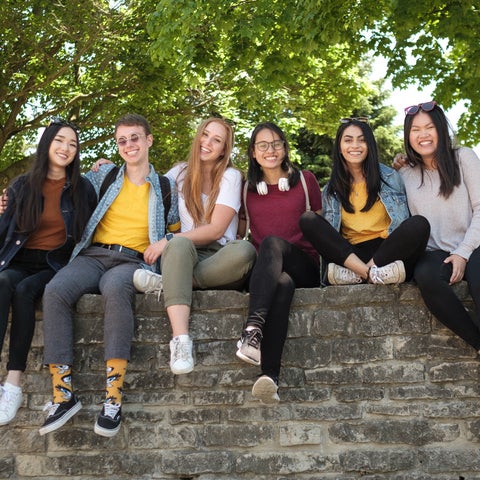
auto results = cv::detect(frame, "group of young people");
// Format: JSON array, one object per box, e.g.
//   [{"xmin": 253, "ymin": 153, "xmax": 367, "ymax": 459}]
[{"xmin": 0, "ymin": 102, "xmax": 479, "ymax": 438}]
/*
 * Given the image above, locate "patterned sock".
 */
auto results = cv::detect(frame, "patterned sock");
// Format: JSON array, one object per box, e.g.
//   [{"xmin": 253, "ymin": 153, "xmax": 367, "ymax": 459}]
[
  {"xmin": 105, "ymin": 358, "xmax": 127, "ymax": 405},
  {"xmin": 49, "ymin": 364, "xmax": 73, "ymax": 404}
]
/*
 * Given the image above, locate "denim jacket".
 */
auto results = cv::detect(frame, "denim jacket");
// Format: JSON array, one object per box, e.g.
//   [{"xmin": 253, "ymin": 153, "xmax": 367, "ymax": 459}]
[
  {"xmin": 0, "ymin": 175, "xmax": 96, "ymax": 272},
  {"xmin": 322, "ymin": 163, "xmax": 410, "ymax": 234},
  {"xmin": 71, "ymin": 163, "xmax": 179, "ymax": 262}
]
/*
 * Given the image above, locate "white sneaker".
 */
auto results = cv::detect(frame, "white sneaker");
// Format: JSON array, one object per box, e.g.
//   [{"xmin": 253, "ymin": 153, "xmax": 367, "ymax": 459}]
[
  {"xmin": 327, "ymin": 263, "xmax": 363, "ymax": 285},
  {"xmin": 133, "ymin": 269, "xmax": 163, "ymax": 293},
  {"xmin": 369, "ymin": 260, "xmax": 406, "ymax": 284},
  {"xmin": 0, "ymin": 384, "xmax": 23, "ymax": 425},
  {"xmin": 170, "ymin": 336, "xmax": 194, "ymax": 374},
  {"xmin": 252, "ymin": 375, "xmax": 280, "ymax": 404}
]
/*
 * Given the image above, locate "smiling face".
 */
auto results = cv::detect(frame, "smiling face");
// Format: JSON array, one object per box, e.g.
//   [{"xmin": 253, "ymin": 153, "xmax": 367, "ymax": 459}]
[
  {"xmin": 199, "ymin": 121, "xmax": 227, "ymax": 164},
  {"xmin": 252, "ymin": 128, "xmax": 286, "ymax": 173},
  {"xmin": 115, "ymin": 124, "xmax": 153, "ymax": 166},
  {"xmin": 408, "ymin": 111, "xmax": 439, "ymax": 165},
  {"xmin": 48, "ymin": 126, "xmax": 78, "ymax": 175},
  {"xmin": 339, "ymin": 124, "xmax": 368, "ymax": 170}
]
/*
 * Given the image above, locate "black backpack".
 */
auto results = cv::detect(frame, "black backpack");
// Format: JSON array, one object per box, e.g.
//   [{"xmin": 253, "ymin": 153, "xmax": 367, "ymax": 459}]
[{"xmin": 99, "ymin": 166, "xmax": 171, "ymax": 229}]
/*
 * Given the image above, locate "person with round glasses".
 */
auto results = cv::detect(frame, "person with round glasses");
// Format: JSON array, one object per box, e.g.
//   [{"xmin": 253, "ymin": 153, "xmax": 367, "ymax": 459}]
[
  {"xmin": 235, "ymin": 122, "xmax": 322, "ymax": 404},
  {"xmin": 300, "ymin": 118, "xmax": 429, "ymax": 287},
  {"xmin": 396, "ymin": 101, "xmax": 480, "ymax": 353}
]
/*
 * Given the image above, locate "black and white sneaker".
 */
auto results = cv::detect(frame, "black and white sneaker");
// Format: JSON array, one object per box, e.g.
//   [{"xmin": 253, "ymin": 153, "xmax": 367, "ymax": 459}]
[
  {"xmin": 236, "ymin": 328, "xmax": 262, "ymax": 366},
  {"xmin": 39, "ymin": 395, "xmax": 82, "ymax": 435},
  {"xmin": 94, "ymin": 402, "xmax": 122, "ymax": 437}
]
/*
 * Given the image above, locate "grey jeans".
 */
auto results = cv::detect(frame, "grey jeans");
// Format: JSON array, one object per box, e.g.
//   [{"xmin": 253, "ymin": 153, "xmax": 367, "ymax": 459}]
[
  {"xmin": 42, "ymin": 246, "xmax": 141, "ymax": 364},
  {"xmin": 161, "ymin": 236, "xmax": 256, "ymax": 307}
]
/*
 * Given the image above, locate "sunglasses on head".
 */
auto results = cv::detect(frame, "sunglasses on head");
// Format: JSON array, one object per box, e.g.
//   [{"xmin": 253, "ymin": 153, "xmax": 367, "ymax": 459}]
[
  {"xmin": 48, "ymin": 117, "xmax": 79, "ymax": 131},
  {"xmin": 340, "ymin": 116, "xmax": 369, "ymax": 124},
  {"xmin": 404, "ymin": 101, "xmax": 437, "ymax": 116}
]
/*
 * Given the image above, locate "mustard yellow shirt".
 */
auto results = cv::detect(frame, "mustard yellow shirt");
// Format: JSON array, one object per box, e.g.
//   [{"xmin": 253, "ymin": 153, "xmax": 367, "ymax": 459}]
[
  {"xmin": 341, "ymin": 182, "xmax": 390, "ymax": 244},
  {"xmin": 93, "ymin": 176, "xmax": 150, "ymax": 252}
]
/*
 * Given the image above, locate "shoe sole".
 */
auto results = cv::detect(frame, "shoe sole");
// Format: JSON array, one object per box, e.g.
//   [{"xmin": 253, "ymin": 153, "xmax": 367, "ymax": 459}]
[
  {"xmin": 235, "ymin": 345, "xmax": 261, "ymax": 366},
  {"xmin": 170, "ymin": 363, "xmax": 194, "ymax": 375},
  {"xmin": 94, "ymin": 421, "xmax": 121, "ymax": 437},
  {"xmin": 252, "ymin": 378, "xmax": 280, "ymax": 404},
  {"xmin": 39, "ymin": 401, "xmax": 82, "ymax": 436}
]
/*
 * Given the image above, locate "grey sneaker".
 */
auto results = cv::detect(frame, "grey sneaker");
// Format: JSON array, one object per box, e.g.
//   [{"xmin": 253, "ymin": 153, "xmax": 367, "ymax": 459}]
[
  {"xmin": 0, "ymin": 385, "xmax": 23, "ymax": 425},
  {"xmin": 327, "ymin": 263, "xmax": 363, "ymax": 285},
  {"xmin": 369, "ymin": 260, "xmax": 406, "ymax": 284},
  {"xmin": 133, "ymin": 269, "xmax": 163, "ymax": 293},
  {"xmin": 170, "ymin": 336, "xmax": 194, "ymax": 374},
  {"xmin": 236, "ymin": 328, "xmax": 262, "ymax": 366},
  {"xmin": 252, "ymin": 375, "xmax": 280, "ymax": 404}
]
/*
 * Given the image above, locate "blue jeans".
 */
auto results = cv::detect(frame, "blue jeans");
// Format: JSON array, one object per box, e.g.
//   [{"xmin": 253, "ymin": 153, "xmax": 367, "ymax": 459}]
[
  {"xmin": 0, "ymin": 249, "xmax": 55, "ymax": 371},
  {"xmin": 42, "ymin": 246, "xmax": 142, "ymax": 365}
]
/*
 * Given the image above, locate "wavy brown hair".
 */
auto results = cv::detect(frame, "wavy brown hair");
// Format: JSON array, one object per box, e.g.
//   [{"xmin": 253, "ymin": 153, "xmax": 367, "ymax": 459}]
[{"xmin": 179, "ymin": 117, "xmax": 235, "ymax": 226}]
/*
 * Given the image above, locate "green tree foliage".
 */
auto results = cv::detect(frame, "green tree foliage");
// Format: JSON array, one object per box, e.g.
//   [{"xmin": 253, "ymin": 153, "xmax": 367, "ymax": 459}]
[
  {"xmin": 369, "ymin": 0, "xmax": 480, "ymax": 145},
  {"xmin": 1, "ymin": 0, "xmax": 477, "ymax": 188}
]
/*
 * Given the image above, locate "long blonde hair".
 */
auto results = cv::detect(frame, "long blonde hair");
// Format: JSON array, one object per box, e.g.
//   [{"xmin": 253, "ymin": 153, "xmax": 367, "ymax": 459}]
[{"xmin": 181, "ymin": 117, "xmax": 235, "ymax": 226}]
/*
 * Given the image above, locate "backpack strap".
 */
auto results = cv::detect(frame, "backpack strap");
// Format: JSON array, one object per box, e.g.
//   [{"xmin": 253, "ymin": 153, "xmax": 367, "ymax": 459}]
[
  {"xmin": 158, "ymin": 175, "xmax": 171, "ymax": 228},
  {"xmin": 299, "ymin": 171, "xmax": 311, "ymax": 211},
  {"xmin": 99, "ymin": 166, "xmax": 119, "ymax": 200},
  {"xmin": 242, "ymin": 181, "xmax": 250, "ymax": 241}
]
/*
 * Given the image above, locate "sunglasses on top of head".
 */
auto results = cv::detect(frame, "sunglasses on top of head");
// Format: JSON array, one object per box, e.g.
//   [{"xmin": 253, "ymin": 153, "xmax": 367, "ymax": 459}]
[
  {"xmin": 48, "ymin": 117, "xmax": 79, "ymax": 132},
  {"xmin": 404, "ymin": 101, "xmax": 437, "ymax": 116},
  {"xmin": 340, "ymin": 116, "xmax": 369, "ymax": 124}
]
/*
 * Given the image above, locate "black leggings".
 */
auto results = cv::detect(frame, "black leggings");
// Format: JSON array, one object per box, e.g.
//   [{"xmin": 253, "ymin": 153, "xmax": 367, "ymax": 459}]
[
  {"xmin": 0, "ymin": 249, "xmax": 55, "ymax": 371},
  {"xmin": 414, "ymin": 248, "xmax": 480, "ymax": 350},
  {"xmin": 246, "ymin": 236, "xmax": 320, "ymax": 379},
  {"xmin": 299, "ymin": 211, "xmax": 430, "ymax": 281}
]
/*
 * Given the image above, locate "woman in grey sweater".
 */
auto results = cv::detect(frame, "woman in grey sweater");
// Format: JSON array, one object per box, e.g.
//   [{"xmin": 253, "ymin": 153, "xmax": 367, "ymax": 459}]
[{"xmin": 398, "ymin": 101, "xmax": 480, "ymax": 352}]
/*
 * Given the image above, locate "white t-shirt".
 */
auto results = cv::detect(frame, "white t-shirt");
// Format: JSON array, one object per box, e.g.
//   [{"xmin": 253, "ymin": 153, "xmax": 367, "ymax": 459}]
[{"xmin": 166, "ymin": 163, "xmax": 241, "ymax": 245}]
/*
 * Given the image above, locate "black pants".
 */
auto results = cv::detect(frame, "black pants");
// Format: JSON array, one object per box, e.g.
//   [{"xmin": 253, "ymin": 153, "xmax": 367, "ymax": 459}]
[
  {"xmin": 0, "ymin": 249, "xmax": 55, "ymax": 371},
  {"xmin": 299, "ymin": 211, "xmax": 430, "ymax": 282},
  {"xmin": 246, "ymin": 236, "xmax": 320, "ymax": 379},
  {"xmin": 414, "ymin": 248, "xmax": 480, "ymax": 350}
]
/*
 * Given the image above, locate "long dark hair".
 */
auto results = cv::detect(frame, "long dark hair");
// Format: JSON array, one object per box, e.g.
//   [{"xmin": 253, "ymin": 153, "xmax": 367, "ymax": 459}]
[
  {"xmin": 403, "ymin": 104, "xmax": 460, "ymax": 198},
  {"xmin": 326, "ymin": 120, "xmax": 381, "ymax": 213},
  {"xmin": 12, "ymin": 120, "xmax": 89, "ymax": 241},
  {"xmin": 246, "ymin": 122, "xmax": 300, "ymax": 190}
]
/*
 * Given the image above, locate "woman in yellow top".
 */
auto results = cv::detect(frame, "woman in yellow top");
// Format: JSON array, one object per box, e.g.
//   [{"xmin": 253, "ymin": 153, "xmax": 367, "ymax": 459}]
[{"xmin": 300, "ymin": 118, "xmax": 429, "ymax": 285}]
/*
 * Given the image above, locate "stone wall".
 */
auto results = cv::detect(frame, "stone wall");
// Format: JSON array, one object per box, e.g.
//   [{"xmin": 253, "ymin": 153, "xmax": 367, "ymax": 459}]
[{"xmin": 1, "ymin": 283, "xmax": 480, "ymax": 479}]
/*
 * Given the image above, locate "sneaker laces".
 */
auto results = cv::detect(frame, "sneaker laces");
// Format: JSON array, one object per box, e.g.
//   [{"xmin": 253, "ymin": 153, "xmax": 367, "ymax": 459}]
[
  {"xmin": 43, "ymin": 401, "xmax": 60, "ymax": 417},
  {"xmin": 245, "ymin": 328, "xmax": 262, "ymax": 348},
  {"xmin": 369, "ymin": 265, "xmax": 390, "ymax": 284},
  {"xmin": 173, "ymin": 339, "xmax": 191, "ymax": 362},
  {"xmin": 103, "ymin": 403, "xmax": 121, "ymax": 419}
]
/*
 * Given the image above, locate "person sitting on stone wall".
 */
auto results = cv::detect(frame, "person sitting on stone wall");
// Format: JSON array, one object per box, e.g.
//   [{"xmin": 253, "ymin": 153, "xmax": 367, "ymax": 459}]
[
  {"xmin": 0, "ymin": 119, "xmax": 96, "ymax": 427},
  {"xmin": 235, "ymin": 122, "xmax": 323, "ymax": 404},
  {"xmin": 394, "ymin": 101, "xmax": 480, "ymax": 354},
  {"xmin": 131, "ymin": 117, "xmax": 256, "ymax": 376},
  {"xmin": 38, "ymin": 113, "xmax": 179, "ymax": 438},
  {"xmin": 300, "ymin": 117, "xmax": 429, "ymax": 287}
]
